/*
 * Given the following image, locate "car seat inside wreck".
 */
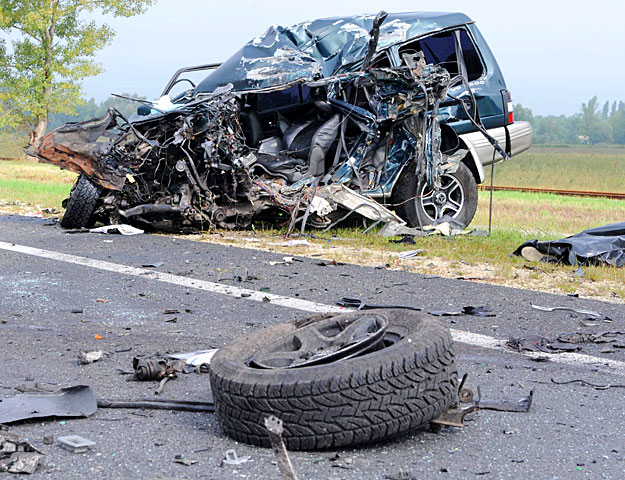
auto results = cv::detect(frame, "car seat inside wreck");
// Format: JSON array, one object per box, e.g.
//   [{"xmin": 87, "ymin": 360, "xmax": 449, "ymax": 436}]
[{"xmin": 27, "ymin": 11, "xmax": 508, "ymax": 233}]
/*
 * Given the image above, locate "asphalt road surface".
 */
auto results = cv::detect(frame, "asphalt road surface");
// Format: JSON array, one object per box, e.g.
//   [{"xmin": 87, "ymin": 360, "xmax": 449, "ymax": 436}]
[{"xmin": 1, "ymin": 214, "xmax": 625, "ymax": 479}]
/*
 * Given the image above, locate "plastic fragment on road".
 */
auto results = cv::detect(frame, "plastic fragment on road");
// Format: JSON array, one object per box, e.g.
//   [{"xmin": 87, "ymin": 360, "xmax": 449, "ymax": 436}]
[
  {"xmin": 0, "ymin": 432, "xmax": 43, "ymax": 474},
  {"xmin": 336, "ymin": 297, "xmax": 421, "ymax": 311},
  {"xmin": 422, "ymin": 215, "xmax": 469, "ymax": 237},
  {"xmin": 396, "ymin": 249, "xmax": 426, "ymax": 259},
  {"xmin": 93, "ymin": 334, "xmax": 103, "ymax": 339},
  {"xmin": 476, "ymin": 387, "xmax": 533, "ymax": 413},
  {"xmin": 428, "ymin": 306, "xmax": 495, "ymax": 317},
  {"xmin": 57, "ymin": 435, "xmax": 96, "ymax": 453},
  {"xmin": 269, "ymin": 240, "xmax": 310, "ymax": 247},
  {"xmin": 221, "ymin": 449, "xmax": 251, "ymax": 466},
  {"xmin": 78, "ymin": 350, "xmax": 103, "ymax": 364},
  {"xmin": 530, "ymin": 304, "xmax": 611, "ymax": 321},
  {"xmin": 173, "ymin": 455, "xmax": 198, "ymax": 466},
  {"xmin": 0, "ymin": 386, "xmax": 97, "ymax": 424},
  {"xmin": 169, "ymin": 349, "xmax": 219, "ymax": 367},
  {"xmin": 268, "ymin": 256, "xmax": 297, "ymax": 266},
  {"xmin": 507, "ymin": 335, "xmax": 581, "ymax": 353},
  {"xmin": 551, "ymin": 377, "xmax": 625, "ymax": 390},
  {"xmin": 142, "ymin": 261, "xmax": 164, "ymax": 268},
  {"xmin": 89, "ymin": 224, "xmax": 144, "ymax": 235}
]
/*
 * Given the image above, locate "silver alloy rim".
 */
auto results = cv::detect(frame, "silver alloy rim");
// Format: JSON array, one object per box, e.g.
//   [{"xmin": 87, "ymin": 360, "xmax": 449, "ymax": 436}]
[{"xmin": 418, "ymin": 174, "xmax": 465, "ymax": 221}]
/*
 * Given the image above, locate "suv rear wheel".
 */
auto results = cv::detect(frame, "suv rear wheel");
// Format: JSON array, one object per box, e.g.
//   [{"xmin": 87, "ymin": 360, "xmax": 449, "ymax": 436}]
[{"xmin": 394, "ymin": 162, "xmax": 478, "ymax": 228}]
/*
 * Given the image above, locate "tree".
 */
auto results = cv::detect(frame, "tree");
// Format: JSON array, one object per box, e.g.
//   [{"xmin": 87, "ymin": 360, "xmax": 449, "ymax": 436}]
[
  {"xmin": 610, "ymin": 109, "xmax": 625, "ymax": 144},
  {"xmin": 0, "ymin": 0, "xmax": 156, "ymax": 143},
  {"xmin": 579, "ymin": 96, "xmax": 613, "ymax": 144},
  {"xmin": 513, "ymin": 103, "xmax": 533, "ymax": 124},
  {"xmin": 47, "ymin": 92, "xmax": 146, "ymax": 129}
]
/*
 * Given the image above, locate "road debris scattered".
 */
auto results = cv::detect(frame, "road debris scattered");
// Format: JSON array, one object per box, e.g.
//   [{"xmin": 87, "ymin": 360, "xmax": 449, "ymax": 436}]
[
  {"xmin": 169, "ymin": 349, "xmax": 219, "ymax": 370},
  {"xmin": 89, "ymin": 224, "xmax": 144, "ymax": 235},
  {"xmin": 264, "ymin": 416, "xmax": 298, "ymax": 480},
  {"xmin": 221, "ymin": 449, "xmax": 251, "ymax": 466},
  {"xmin": 396, "ymin": 249, "xmax": 426, "ymax": 259},
  {"xmin": 429, "ymin": 306, "xmax": 495, "ymax": 317},
  {"xmin": 173, "ymin": 454, "xmax": 198, "ymax": 466},
  {"xmin": 507, "ymin": 335, "xmax": 581, "ymax": 353},
  {"xmin": 141, "ymin": 261, "xmax": 164, "ymax": 268},
  {"xmin": 78, "ymin": 350, "xmax": 103, "ymax": 364},
  {"xmin": 97, "ymin": 398, "xmax": 215, "ymax": 413},
  {"xmin": 430, "ymin": 374, "xmax": 532, "ymax": 429},
  {"xmin": 530, "ymin": 304, "xmax": 612, "ymax": 322},
  {"xmin": 475, "ymin": 387, "xmax": 533, "ymax": 413},
  {"xmin": 336, "ymin": 297, "xmax": 421, "ymax": 311},
  {"xmin": 0, "ymin": 432, "xmax": 43, "ymax": 474},
  {"xmin": 132, "ymin": 357, "xmax": 186, "ymax": 395},
  {"xmin": 0, "ymin": 386, "xmax": 97, "ymax": 424},
  {"xmin": 57, "ymin": 435, "xmax": 96, "ymax": 453},
  {"xmin": 551, "ymin": 378, "xmax": 625, "ymax": 390}
]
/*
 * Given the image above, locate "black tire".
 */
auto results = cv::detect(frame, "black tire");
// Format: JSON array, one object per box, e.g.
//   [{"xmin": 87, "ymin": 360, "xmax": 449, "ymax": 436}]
[
  {"xmin": 393, "ymin": 162, "xmax": 478, "ymax": 228},
  {"xmin": 209, "ymin": 309, "xmax": 457, "ymax": 450},
  {"xmin": 60, "ymin": 175, "xmax": 102, "ymax": 229}
]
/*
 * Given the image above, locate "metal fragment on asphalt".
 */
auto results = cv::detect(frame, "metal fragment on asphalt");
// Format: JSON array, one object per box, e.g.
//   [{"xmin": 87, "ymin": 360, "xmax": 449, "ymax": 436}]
[{"xmin": 57, "ymin": 435, "xmax": 96, "ymax": 453}]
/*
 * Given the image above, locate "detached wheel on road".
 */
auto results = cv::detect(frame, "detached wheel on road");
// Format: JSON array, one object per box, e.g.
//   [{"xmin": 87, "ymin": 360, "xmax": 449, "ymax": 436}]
[
  {"xmin": 394, "ymin": 162, "xmax": 478, "ymax": 228},
  {"xmin": 209, "ymin": 309, "xmax": 457, "ymax": 450},
  {"xmin": 60, "ymin": 175, "xmax": 102, "ymax": 229}
]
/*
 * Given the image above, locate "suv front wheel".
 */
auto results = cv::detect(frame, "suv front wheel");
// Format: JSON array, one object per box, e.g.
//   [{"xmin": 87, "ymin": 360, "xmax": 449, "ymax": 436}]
[
  {"xmin": 394, "ymin": 162, "xmax": 478, "ymax": 228},
  {"xmin": 60, "ymin": 175, "xmax": 102, "ymax": 229}
]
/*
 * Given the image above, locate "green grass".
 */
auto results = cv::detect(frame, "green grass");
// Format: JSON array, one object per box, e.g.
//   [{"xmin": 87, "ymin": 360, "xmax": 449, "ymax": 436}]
[
  {"xmin": 0, "ymin": 158, "xmax": 76, "ymax": 208},
  {"xmin": 484, "ymin": 145, "xmax": 625, "ymax": 192},
  {"xmin": 473, "ymin": 190, "xmax": 625, "ymax": 236},
  {"xmin": 0, "ymin": 178, "xmax": 73, "ymax": 208}
]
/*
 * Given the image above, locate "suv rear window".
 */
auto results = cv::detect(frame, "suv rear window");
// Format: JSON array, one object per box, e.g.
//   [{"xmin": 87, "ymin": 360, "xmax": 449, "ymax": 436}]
[{"xmin": 398, "ymin": 29, "xmax": 484, "ymax": 81}]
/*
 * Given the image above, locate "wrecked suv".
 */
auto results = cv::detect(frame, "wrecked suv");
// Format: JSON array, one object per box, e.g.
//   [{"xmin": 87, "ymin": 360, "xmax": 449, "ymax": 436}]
[{"xmin": 29, "ymin": 11, "xmax": 532, "ymax": 233}]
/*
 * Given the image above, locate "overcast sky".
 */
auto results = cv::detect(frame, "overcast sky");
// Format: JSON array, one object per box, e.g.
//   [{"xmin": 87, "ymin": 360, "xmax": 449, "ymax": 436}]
[{"xmin": 79, "ymin": 0, "xmax": 623, "ymax": 116}]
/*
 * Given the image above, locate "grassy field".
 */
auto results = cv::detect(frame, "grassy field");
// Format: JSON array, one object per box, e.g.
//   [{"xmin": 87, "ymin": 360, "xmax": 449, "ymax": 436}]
[
  {"xmin": 485, "ymin": 145, "xmax": 625, "ymax": 192},
  {"xmin": 0, "ymin": 158, "xmax": 76, "ymax": 208},
  {"xmin": 1, "ymin": 141, "xmax": 624, "ymax": 301}
]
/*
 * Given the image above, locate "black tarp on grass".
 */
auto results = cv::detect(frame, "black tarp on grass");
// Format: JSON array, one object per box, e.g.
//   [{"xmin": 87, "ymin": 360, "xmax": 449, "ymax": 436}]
[{"xmin": 514, "ymin": 222, "xmax": 625, "ymax": 267}]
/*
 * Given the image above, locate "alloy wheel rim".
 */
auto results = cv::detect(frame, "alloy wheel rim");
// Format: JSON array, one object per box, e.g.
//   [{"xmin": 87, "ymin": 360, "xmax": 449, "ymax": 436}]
[{"xmin": 418, "ymin": 174, "xmax": 465, "ymax": 221}]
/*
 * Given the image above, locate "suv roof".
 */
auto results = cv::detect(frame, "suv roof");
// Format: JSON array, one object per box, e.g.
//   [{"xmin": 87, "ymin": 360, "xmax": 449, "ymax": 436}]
[{"xmin": 196, "ymin": 11, "xmax": 473, "ymax": 94}]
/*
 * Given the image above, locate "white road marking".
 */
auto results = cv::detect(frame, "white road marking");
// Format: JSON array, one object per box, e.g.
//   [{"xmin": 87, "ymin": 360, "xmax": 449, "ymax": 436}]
[
  {"xmin": 2, "ymin": 240, "xmax": 625, "ymax": 377},
  {"xmin": 451, "ymin": 329, "xmax": 625, "ymax": 377},
  {"xmin": 0, "ymin": 241, "xmax": 343, "ymax": 314}
]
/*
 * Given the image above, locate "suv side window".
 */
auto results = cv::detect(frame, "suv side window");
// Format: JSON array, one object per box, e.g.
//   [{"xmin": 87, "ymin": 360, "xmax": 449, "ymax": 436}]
[
  {"xmin": 457, "ymin": 30, "xmax": 483, "ymax": 81},
  {"xmin": 398, "ymin": 29, "xmax": 484, "ymax": 81}
]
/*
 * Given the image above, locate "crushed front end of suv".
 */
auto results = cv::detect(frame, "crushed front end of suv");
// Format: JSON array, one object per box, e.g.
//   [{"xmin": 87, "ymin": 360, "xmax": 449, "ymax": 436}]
[{"xmin": 28, "ymin": 11, "xmax": 531, "ymax": 233}]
